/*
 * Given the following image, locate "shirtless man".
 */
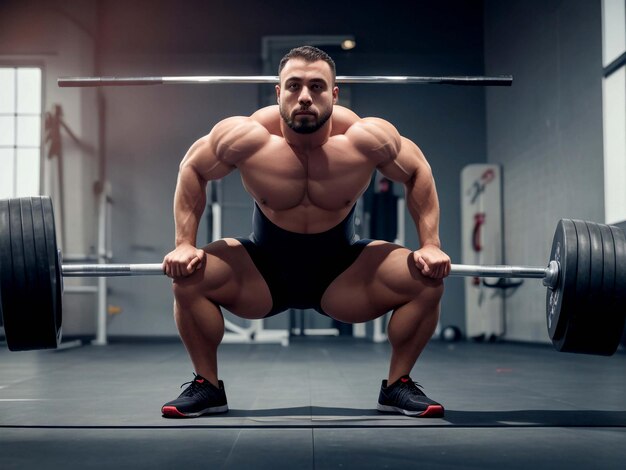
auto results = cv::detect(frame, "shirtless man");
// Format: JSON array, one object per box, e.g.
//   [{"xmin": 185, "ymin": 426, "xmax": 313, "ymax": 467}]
[{"xmin": 161, "ymin": 46, "xmax": 451, "ymax": 418}]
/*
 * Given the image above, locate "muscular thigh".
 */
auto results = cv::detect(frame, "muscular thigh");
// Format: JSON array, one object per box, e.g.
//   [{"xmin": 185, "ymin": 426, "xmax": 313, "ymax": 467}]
[
  {"xmin": 320, "ymin": 241, "xmax": 441, "ymax": 323},
  {"xmin": 174, "ymin": 238, "xmax": 272, "ymax": 319}
]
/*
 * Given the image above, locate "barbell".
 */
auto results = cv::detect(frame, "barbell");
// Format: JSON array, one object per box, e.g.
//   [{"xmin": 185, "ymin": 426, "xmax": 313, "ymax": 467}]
[
  {"xmin": 57, "ymin": 75, "xmax": 513, "ymax": 87},
  {"xmin": 1, "ymin": 197, "xmax": 625, "ymax": 355}
]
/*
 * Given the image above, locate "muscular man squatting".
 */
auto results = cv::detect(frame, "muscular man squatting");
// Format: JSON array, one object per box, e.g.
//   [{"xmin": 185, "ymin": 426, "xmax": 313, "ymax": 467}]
[{"xmin": 161, "ymin": 46, "xmax": 451, "ymax": 418}]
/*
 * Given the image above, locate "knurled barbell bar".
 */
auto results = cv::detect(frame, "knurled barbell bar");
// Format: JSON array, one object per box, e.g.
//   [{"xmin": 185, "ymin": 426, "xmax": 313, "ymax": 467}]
[
  {"xmin": 1, "ymin": 197, "xmax": 625, "ymax": 355},
  {"xmin": 57, "ymin": 75, "xmax": 513, "ymax": 87}
]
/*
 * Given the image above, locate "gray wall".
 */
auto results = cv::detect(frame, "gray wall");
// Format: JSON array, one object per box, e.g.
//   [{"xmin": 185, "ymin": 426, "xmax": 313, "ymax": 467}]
[{"xmin": 484, "ymin": 0, "xmax": 604, "ymax": 342}]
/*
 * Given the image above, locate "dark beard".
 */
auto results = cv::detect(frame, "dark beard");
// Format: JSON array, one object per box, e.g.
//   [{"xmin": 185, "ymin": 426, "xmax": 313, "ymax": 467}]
[{"xmin": 280, "ymin": 107, "xmax": 332, "ymax": 134}]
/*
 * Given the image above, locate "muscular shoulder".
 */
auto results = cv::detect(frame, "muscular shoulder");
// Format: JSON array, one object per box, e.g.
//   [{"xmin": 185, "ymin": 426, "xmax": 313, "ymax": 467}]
[
  {"xmin": 250, "ymin": 106, "xmax": 282, "ymax": 135},
  {"xmin": 208, "ymin": 116, "xmax": 271, "ymax": 164},
  {"xmin": 345, "ymin": 117, "xmax": 402, "ymax": 164},
  {"xmin": 330, "ymin": 105, "xmax": 360, "ymax": 134}
]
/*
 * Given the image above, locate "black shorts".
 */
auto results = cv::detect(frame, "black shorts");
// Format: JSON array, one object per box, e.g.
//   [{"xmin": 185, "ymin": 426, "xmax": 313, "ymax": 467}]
[{"xmin": 236, "ymin": 204, "xmax": 372, "ymax": 317}]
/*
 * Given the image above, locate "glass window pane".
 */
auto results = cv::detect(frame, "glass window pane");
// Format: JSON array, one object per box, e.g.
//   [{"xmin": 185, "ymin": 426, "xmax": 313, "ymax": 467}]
[
  {"xmin": 0, "ymin": 116, "xmax": 15, "ymax": 146},
  {"xmin": 16, "ymin": 68, "xmax": 42, "ymax": 114},
  {"xmin": 0, "ymin": 68, "xmax": 16, "ymax": 114},
  {"xmin": 15, "ymin": 148, "xmax": 40, "ymax": 196},
  {"xmin": 16, "ymin": 115, "xmax": 41, "ymax": 147},
  {"xmin": 0, "ymin": 148, "xmax": 15, "ymax": 198}
]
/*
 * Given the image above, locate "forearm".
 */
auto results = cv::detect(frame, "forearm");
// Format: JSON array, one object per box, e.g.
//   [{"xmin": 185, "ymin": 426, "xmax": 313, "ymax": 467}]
[
  {"xmin": 405, "ymin": 168, "xmax": 441, "ymax": 248},
  {"xmin": 173, "ymin": 163, "xmax": 208, "ymax": 246}
]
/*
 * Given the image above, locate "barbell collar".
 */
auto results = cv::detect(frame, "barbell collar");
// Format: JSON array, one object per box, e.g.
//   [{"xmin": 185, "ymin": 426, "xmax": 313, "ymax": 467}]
[
  {"xmin": 542, "ymin": 260, "xmax": 560, "ymax": 289},
  {"xmin": 57, "ymin": 75, "xmax": 513, "ymax": 87}
]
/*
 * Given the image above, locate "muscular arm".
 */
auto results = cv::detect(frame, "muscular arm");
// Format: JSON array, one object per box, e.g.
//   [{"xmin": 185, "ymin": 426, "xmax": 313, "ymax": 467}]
[
  {"xmin": 349, "ymin": 118, "xmax": 440, "ymax": 248},
  {"xmin": 165, "ymin": 117, "xmax": 269, "ymax": 277},
  {"xmin": 379, "ymin": 136, "xmax": 441, "ymax": 249},
  {"xmin": 174, "ymin": 139, "xmax": 225, "ymax": 247},
  {"xmin": 349, "ymin": 118, "xmax": 449, "ymax": 277}
]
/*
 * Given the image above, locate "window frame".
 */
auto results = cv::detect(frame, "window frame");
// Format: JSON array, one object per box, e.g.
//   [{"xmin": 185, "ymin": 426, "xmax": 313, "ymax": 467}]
[{"xmin": 0, "ymin": 60, "xmax": 45, "ymax": 199}]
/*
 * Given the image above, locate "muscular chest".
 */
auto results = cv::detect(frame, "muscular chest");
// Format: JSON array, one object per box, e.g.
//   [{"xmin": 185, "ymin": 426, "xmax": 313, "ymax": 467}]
[{"xmin": 238, "ymin": 137, "xmax": 374, "ymax": 210}]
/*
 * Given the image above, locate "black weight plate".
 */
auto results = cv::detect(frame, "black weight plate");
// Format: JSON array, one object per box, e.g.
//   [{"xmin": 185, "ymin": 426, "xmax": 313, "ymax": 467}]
[
  {"xmin": 598, "ymin": 223, "xmax": 616, "ymax": 314},
  {"xmin": 608, "ymin": 225, "xmax": 626, "ymax": 351},
  {"xmin": 552, "ymin": 220, "xmax": 592, "ymax": 353},
  {"xmin": 555, "ymin": 221, "xmax": 626, "ymax": 355},
  {"xmin": 584, "ymin": 221, "xmax": 605, "ymax": 348},
  {"xmin": 573, "ymin": 219, "xmax": 592, "ymax": 301},
  {"xmin": 1, "ymin": 198, "xmax": 61, "ymax": 351},
  {"xmin": 0, "ymin": 199, "xmax": 13, "ymax": 336},
  {"xmin": 40, "ymin": 197, "xmax": 62, "ymax": 344},
  {"xmin": 546, "ymin": 219, "xmax": 578, "ymax": 341},
  {"xmin": 22, "ymin": 197, "xmax": 56, "ymax": 350},
  {"xmin": 32, "ymin": 197, "xmax": 62, "ymax": 349},
  {"xmin": 589, "ymin": 223, "xmax": 620, "ymax": 355},
  {"xmin": 5, "ymin": 198, "xmax": 36, "ymax": 350},
  {"xmin": 563, "ymin": 222, "xmax": 604, "ymax": 355},
  {"xmin": 586, "ymin": 222, "xmax": 604, "ymax": 306}
]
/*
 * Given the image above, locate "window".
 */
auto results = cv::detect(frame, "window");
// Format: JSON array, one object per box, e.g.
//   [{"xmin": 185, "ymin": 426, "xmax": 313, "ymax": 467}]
[
  {"xmin": 602, "ymin": 0, "xmax": 626, "ymax": 224},
  {"xmin": 0, "ymin": 67, "xmax": 42, "ymax": 199}
]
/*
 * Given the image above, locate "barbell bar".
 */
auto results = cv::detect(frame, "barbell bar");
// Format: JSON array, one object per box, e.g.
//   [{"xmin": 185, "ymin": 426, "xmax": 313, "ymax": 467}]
[
  {"xmin": 1, "ymin": 197, "xmax": 625, "ymax": 356},
  {"xmin": 61, "ymin": 261, "xmax": 556, "ymax": 284},
  {"xmin": 57, "ymin": 75, "xmax": 513, "ymax": 87}
]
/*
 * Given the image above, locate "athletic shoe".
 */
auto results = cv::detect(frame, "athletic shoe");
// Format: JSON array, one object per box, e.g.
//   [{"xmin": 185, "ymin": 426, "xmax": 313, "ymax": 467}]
[
  {"xmin": 161, "ymin": 374, "xmax": 228, "ymax": 418},
  {"xmin": 377, "ymin": 375, "xmax": 444, "ymax": 417}
]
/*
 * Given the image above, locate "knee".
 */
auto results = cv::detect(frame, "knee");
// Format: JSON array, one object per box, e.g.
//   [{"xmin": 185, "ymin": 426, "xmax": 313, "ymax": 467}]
[
  {"xmin": 171, "ymin": 262, "xmax": 230, "ymax": 307},
  {"xmin": 172, "ymin": 275, "xmax": 203, "ymax": 307},
  {"xmin": 419, "ymin": 278, "xmax": 444, "ymax": 305}
]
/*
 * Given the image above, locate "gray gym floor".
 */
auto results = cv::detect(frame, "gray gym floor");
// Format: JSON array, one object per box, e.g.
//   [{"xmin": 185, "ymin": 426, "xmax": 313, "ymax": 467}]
[{"xmin": 0, "ymin": 336, "xmax": 625, "ymax": 469}]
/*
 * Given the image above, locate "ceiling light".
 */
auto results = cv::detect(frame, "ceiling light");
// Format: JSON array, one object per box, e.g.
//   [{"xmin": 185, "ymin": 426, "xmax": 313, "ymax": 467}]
[{"xmin": 341, "ymin": 39, "xmax": 356, "ymax": 50}]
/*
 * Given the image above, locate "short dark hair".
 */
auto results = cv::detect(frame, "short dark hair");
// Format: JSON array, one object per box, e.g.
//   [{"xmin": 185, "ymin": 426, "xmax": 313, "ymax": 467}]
[{"xmin": 277, "ymin": 46, "xmax": 336, "ymax": 83}]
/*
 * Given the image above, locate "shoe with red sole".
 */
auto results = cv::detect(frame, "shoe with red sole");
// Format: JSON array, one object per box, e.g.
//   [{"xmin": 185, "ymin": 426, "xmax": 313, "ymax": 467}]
[
  {"xmin": 161, "ymin": 374, "xmax": 228, "ymax": 418},
  {"xmin": 377, "ymin": 375, "xmax": 444, "ymax": 418}
]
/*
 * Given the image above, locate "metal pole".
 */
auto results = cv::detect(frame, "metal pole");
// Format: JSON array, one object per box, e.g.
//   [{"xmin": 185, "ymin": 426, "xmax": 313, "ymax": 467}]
[
  {"xmin": 93, "ymin": 187, "xmax": 108, "ymax": 346},
  {"xmin": 58, "ymin": 75, "xmax": 513, "ymax": 87}
]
